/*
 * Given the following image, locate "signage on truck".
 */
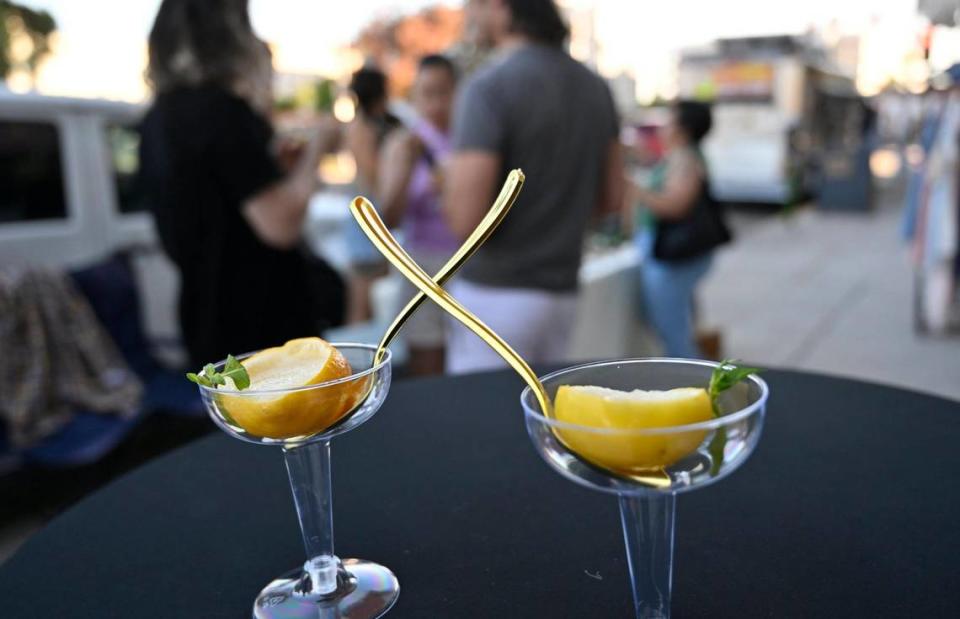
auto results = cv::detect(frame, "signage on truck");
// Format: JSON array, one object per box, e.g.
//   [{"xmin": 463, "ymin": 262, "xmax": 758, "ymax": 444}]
[{"xmin": 689, "ymin": 61, "xmax": 775, "ymax": 102}]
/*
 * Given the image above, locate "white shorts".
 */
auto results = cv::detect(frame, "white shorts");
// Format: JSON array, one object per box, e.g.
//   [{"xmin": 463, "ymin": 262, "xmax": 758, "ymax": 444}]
[
  {"xmin": 445, "ymin": 279, "xmax": 577, "ymax": 375},
  {"xmin": 398, "ymin": 250, "xmax": 451, "ymax": 349}
]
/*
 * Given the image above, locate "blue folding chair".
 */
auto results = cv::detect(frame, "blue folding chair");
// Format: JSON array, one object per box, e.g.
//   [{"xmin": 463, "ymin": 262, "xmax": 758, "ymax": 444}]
[{"xmin": 68, "ymin": 250, "xmax": 203, "ymax": 419}]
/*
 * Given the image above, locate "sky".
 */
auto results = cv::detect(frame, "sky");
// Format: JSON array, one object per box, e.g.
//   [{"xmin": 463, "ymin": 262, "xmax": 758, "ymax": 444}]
[
  {"xmin": 577, "ymin": 0, "xmax": 920, "ymax": 101},
  {"xmin": 17, "ymin": 0, "xmax": 444, "ymax": 100},
  {"xmin": 16, "ymin": 0, "xmax": 921, "ymax": 102}
]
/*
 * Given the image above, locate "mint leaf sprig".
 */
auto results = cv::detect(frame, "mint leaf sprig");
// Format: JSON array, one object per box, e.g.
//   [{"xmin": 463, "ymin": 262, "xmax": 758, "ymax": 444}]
[
  {"xmin": 706, "ymin": 359, "xmax": 760, "ymax": 476},
  {"xmin": 186, "ymin": 354, "xmax": 251, "ymax": 390},
  {"xmin": 708, "ymin": 359, "xmax": 761, "ymax": 416}
]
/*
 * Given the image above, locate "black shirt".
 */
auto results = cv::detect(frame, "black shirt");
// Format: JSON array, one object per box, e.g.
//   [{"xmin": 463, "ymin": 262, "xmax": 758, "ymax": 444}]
[{"xmin": 139, "ymin": 86, "xmax": 322, "ymax": 367}]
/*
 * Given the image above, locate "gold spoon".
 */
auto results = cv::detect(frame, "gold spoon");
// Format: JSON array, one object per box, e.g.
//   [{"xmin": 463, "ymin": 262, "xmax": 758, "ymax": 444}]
[
  {"xmin": 350, "ymin": 173, "xmax": 669, "ymax": 488},
  {"xmin": 350, "ymin": 184, "xmax": 551, "ymax": 416},
  {"xmin": 373, "ymin": 169, "xmax": 525, "ymax": 361}
]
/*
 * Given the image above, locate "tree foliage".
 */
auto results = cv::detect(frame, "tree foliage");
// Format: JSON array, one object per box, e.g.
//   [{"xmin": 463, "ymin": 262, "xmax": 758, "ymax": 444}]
[
  {"xmin": 0, "ymin": 1, "xmax": 57, "ymax": 79},
  {"xmin": 353, "ymin": 6, "xmax": 463, "ymax": 96}
]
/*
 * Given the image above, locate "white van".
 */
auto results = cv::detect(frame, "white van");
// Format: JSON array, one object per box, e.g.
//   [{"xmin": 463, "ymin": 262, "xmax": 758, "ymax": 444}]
[{"xmin": 0, "ymin": 91, "xmax": 181, "ymax": 357}]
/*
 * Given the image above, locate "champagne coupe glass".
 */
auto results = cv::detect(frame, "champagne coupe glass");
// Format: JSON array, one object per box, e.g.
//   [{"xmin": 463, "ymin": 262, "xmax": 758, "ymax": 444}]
[
  {"xmin": 522, "ymin": 358, "xmax": 768, "ymax": 619},
  {"xmin": 198, "ymin": 343, "xmax": 396, "ymax": 619}
]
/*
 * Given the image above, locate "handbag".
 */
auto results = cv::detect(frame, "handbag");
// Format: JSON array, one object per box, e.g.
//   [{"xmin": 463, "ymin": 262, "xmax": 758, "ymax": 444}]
[{"xmin": 653, "ymin": 178, "xmax": 731, "ymax": 262}]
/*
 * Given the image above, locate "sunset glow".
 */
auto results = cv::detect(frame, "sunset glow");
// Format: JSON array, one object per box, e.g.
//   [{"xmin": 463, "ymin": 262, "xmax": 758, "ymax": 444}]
[{"xmin": 12, "ymin": 0, "xmax": 935, "ymax": 103}]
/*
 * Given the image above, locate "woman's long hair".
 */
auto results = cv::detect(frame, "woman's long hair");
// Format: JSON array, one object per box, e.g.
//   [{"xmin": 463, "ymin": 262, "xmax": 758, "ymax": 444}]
[{"xmin": 147, "ymin": 0, "xmax": 272, "ymax": 111}]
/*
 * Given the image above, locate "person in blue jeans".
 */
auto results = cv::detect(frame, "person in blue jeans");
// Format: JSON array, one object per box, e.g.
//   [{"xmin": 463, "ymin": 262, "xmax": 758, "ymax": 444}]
[{"xmin": 627, "ymin": 101, "xmax": 716, "ymax": 358}]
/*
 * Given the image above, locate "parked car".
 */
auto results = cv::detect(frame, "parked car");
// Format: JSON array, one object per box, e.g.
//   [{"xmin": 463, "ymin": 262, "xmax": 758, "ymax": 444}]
[{"xmin": 0, "ymin": 91, "xmax": 182, "ymax": 359}]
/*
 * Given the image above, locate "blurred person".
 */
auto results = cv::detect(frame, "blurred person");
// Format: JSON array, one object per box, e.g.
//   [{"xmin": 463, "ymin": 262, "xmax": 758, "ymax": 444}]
[
  {"xmin": 443, "ymin": 0, "xmax": 624, "ymax": 374},
  {"xmin": 378, "ymin": 55, "xmax": 459, "ymax": 375},
  {"xmin": 627, "ymin": 100, "xmax": 729, "ymax": 358},
  {"xmin": 622, "ymin": 125, "xmax": 664, "ymax": 203},
  {"xmin": 343, "ymin": 66, "xmax": 400, "ymax": 324},
  {"xmin": 140, "ymin": 0, "xmax": 343, "ymax": 368},
  {"xmin": 629, "ymin": 125, "xmax": 665, "ymax": 168}
]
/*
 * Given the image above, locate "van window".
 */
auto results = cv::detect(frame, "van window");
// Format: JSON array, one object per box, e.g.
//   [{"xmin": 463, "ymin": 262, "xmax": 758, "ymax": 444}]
[
  {"xmin": 0, "ymin": 120, "xmax": 67, "ymax": 223},
  {"xmin": 108, "ymin": 124, "xmax": 148, "ymax": 214}
]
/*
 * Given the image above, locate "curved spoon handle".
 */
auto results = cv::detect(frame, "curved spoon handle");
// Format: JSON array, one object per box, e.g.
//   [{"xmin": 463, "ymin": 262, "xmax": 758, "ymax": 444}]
[
  {"xmin": 350, "ymin": 189, "xmax": 551, "ymax": 416},
  {"xmin": 374, "ymin": 169, "xmax": 525, "ymax": 357}
]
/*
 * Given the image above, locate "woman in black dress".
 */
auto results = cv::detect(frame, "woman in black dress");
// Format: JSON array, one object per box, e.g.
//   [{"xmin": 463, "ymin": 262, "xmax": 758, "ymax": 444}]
[{"xmin": 139, "ymin": 0, "xmax": 342, "ymax": 367}]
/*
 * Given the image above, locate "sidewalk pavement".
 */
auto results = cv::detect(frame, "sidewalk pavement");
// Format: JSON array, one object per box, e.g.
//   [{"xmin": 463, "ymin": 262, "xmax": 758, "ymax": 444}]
[{"xmin": 701, "ymin": 198, "xmax": 959, "ymax": 402}]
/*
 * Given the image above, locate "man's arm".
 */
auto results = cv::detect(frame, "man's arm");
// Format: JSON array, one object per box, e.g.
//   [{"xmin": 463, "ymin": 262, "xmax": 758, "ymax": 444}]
[
  {"xmin": 444, "ymin": 73, "xmax": 504, "ymax": 239},
  {"xmin": 442, "ymin": 150, "xmax": 502, "ymax": 239},
  {"xmin": 622, "ymin": 173, "xmax": 638, "ymax": 234},
  {"xmin": 596, "ymin": 139, "xmax": 625, "ymax": 217}
]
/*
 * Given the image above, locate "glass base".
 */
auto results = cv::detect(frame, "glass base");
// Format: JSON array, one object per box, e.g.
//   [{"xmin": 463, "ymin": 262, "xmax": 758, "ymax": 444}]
[{"xmin": 253, "ymin": 559, "xmax": 399, "ymax": 619}]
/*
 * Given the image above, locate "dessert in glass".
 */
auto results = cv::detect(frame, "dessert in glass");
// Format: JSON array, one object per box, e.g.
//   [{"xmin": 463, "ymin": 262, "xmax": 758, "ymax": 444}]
[
  {"xmin": 522, "ymin": 358, "xmax": 768, "ymax": 619},
  {"xmin": 195, "ymin": 338, "xmax": 397, "ymax": 619}
]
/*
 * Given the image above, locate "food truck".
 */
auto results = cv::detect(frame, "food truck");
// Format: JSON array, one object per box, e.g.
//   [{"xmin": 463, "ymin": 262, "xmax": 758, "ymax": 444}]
[{"xmin": 678, "ymin": 35, "xmax": 871, "ymax": 208}]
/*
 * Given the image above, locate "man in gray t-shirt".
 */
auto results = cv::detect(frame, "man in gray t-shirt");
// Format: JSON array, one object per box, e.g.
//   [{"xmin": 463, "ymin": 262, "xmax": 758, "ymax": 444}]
[{"xmin": 443, "ymin": 0, "xmax": 623, "ymax": 373}]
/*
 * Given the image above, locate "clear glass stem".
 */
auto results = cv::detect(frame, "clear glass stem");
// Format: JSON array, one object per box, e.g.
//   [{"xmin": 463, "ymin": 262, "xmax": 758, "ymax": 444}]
[
  {"xmin": 283, "ymin": 439, "xmax": 341, "ymax": 597},
  {"xmin": 619, "ymin": 492, "xmax": 676, "ymax": 619}
]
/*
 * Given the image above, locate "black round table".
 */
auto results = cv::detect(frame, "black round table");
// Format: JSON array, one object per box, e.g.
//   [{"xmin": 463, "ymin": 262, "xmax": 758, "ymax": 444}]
[{"xmin": 2, "ymin": 369, "xmax": 959, "ymax": 618}]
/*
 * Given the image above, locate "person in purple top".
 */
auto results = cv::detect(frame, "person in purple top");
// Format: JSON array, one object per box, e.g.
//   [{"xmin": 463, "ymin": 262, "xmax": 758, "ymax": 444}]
[{"xmin": 379, "ymin": 55, "xmax": 460, "ymax": 375}]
